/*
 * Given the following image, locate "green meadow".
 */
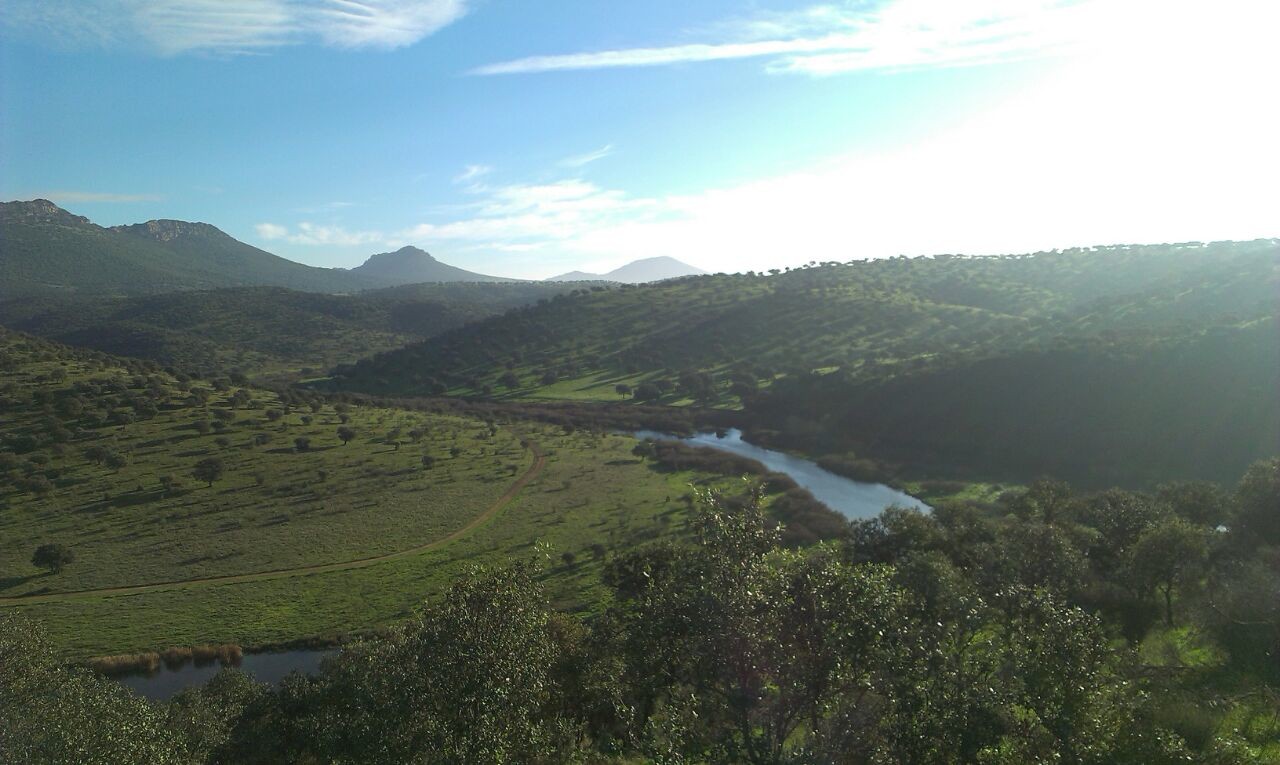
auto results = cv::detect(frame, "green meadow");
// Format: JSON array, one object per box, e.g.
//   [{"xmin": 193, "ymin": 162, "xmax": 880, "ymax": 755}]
[{"xmin": 0, "ymin": 332, "xmax": 748, "ymax": 657}]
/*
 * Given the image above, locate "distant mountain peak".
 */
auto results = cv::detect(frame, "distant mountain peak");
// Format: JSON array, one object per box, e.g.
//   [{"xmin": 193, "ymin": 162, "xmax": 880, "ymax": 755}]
[
  {"xmin": 0, "ymin": 199, "xmax": 90, "ymax": 226},
  {"xmin": 350, "ymin": 245, "xmax": 511, "ymax": 286},
  {"xmin": 546, "ymin": 256, "xmax": 705, "ymax": 284},
  {"xmin": 361, "ymin": 245, "xmax": 439, "ymax": 266},
  {"xmin": 112, "ymin": 219, "xmax": 228, "ymax": 242}
]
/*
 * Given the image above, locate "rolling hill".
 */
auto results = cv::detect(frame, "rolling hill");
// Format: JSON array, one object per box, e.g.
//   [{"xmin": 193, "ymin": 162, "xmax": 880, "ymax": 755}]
[
  {"xmin": 332, "ymin": 239, "xmax": 1279, "ymax": 485},
  {"xmin": 0, "ymin": 281, "xmax": 585, "ymax": 382}
]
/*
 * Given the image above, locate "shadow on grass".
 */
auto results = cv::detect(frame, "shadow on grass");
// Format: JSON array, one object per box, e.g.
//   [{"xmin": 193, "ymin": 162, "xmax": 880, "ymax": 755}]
[{"xmin": 0, "ymin": 573, "xmax": 43, "ymax": 592}]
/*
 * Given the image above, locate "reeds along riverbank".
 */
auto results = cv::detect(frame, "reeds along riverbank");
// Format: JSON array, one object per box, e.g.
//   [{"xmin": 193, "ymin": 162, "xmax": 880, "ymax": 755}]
[
  {"xmin": 80, "ymin": 629, "xmax": 384, "ymax": 678},
  {"xmin": 85, "ymin": 643, "xmax": 244, "ymax": 676}
]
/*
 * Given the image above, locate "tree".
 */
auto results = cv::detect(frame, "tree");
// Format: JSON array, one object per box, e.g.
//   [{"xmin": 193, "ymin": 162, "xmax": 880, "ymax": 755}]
[
  {"xmin": 631, "ymin": 440, "xmax": 656, "ymax": 461},
  {"xmin": 614, "ymin": 383, "xmax": 632, "ymax": 398},
  {"xmin": 18, "ymin": 474, "xmax": 53, "ymax": 497},
  {"xmin": 192, "ymin": 457, "xmax": 225, "ymax": 487},
  {"xmin": 337, "ymin": 426, "xmax": 356, "ymax": 446},
  {"xmin": 158, "ymin": 474, "xmax": 179, "ymax": 495},
  {"xmin": 421, "ymin": 455, "xmax": 436, "ymax": 470},
  {"xmin": 219, "ymin": 561, "xmax": 571, "ymax": 763},
  {"xmin": 1233, "ymin": 457, "xmax": 1280, "ymax": 546},
  {"xmin": 103, "ymin": 450, "xmax": 128, "ymax": 472},
  {"xmin": 32, "ymin": 543, "xmax": 74, "ymax": 574},
  {"xmin": 0, "ymin": 615, "xmax": 186, "ymax": 762},
  {"xmin": 608, "ymin": 486, "xmax": 904, "ymax": 763},
  {"xmin": 1128, "ymin": 517, "xmax": 1207, "ymax": 625},
  {"xmin": 1157, "ymin": 481, "xmax": 1232, "ymax": 527},
  {"xmin": 634, "ymin": 381, "xmax": 663, "ymax": 402},
  {"xmin": 293, "ymin": 437, "xmax": 310, "ymax": 453}
]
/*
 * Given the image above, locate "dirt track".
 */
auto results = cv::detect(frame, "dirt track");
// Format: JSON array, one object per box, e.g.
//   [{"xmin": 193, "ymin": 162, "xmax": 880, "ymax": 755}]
[{"xmin": 0, "ymin": 443, "xmax": 546, "ymax": 606}]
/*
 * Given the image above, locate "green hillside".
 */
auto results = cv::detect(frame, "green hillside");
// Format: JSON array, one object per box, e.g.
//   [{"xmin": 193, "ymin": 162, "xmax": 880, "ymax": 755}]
[
  {"xmin": 752, "ymin": 318, "xmax": 1279, "ymax": 486},
  {"xmin": 331, "ymin": 240, "xmax": 1278, "ymax": 485},
  {"xmin": 334, "ymin": 241, "xmax": 1275, "ymax": 395},
  {"xmin": 0, "ymin": 282, "xmax": 584, "ymax": 382}
]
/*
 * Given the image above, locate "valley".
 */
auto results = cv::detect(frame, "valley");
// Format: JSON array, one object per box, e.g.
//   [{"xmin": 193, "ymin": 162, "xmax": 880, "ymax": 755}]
[
  {"xmin": 5, "ymin": 6, "xmax": 1280, "ymax": 757},
  {"xmin": 1, "ymin": 223, "xmax": 1277, "ymax": 761}
]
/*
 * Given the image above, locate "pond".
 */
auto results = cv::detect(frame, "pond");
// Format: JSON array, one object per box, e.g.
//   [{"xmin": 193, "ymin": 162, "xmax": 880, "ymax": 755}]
[
  {"xmin": 633, "ymin": 428, "xmax": 928, "ymax": 520},
  {"xmin": 118, "ymin": 648, "xmax": 336, "ymax": 701}
]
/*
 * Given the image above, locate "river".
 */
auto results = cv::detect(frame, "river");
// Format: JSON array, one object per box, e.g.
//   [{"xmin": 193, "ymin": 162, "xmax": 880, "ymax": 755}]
[{"xmin": 633, "ymin": 428, "xmax": 929, "ymax": 519}]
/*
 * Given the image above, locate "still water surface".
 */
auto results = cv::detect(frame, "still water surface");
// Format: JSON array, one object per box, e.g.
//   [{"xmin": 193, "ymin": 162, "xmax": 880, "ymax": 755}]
[
  {"xmin": 633, "ymin": 428, "xmax": 929, "ymax": 519},
  {"xmin": 120, "ymin": 648, "xmax": 335, "ymax": 701}
]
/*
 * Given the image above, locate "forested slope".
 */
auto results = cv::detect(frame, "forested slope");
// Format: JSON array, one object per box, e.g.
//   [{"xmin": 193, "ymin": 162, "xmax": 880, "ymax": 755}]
[
  {"xmin": 331, "ymin": 240, "xmax": 1277, "ymax": 485},
  {"xmin": 0, "ymin": 282, "xmax": 583, "ymax": 381},
  {"xmin": 335, "ymin": 240, "xmax": 1276, "ymax": 394}
]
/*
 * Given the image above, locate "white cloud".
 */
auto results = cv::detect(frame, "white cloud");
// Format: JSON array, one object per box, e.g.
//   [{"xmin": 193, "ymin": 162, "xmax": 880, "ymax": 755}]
[
  {"xmin": 255, "ymin": 221, "xmax": 385, "ymax": 246},
  {"xmin": 560, "ymin": 144, "xmax": 614, "ymax": 168},
  {"xmin": 471, "ymin": 0, "xmax": 1094, "ymax": 76},
  {"xmin": 1, "ymin": 0, "xmax": 467, "ymax": 55},
  {"xmin": 254, "ymin": 222, "xmax": 289, "ymax": 239}
]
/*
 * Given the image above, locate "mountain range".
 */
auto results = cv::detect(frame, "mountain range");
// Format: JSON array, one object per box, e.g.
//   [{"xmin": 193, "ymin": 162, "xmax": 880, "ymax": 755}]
[
  {"xmin": 0, "ymin": 200, "xmax": 707, "ymax": 298},
  {"xmin": 545, "ymin": 256, "xmax": 705, "ymax": 283}
]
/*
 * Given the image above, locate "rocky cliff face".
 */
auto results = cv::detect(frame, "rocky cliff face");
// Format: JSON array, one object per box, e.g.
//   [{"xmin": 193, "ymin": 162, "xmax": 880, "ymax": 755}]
[
  {"xmin": 111, "ymin": 219, "xmax": 227, "ymax": 242},
  {"xmin": 0, "ymin": 199, "xmax": 91, "ymax": 226}
]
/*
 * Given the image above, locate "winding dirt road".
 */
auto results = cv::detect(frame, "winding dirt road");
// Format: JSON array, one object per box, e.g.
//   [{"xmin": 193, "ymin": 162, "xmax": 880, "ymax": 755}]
[{"xmin": 0, "ymin": 443, "xmax": 547, "ymax": 606}]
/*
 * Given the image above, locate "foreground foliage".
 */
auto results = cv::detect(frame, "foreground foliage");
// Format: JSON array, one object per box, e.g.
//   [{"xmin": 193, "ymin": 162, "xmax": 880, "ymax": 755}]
[{"xmin": 4, "ymin": 456, "xmax": 1277, "ymax": 762}]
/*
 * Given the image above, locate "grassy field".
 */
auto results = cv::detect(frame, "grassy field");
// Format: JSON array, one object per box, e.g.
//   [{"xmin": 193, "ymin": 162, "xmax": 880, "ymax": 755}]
[
  {"xmin": 0, "ymin": 350, "xmax": 530, "ymax": 596},
  {"xmin": 8, "ymin": 428, "xmax": 737, "ymax": 657},
  {"xmin": 456, "ymin": 366, "xmax": 748, "ymax": 408},
  {"xmin": 0, "ymin": 331, "xmax": 757, "ymax": 657}
]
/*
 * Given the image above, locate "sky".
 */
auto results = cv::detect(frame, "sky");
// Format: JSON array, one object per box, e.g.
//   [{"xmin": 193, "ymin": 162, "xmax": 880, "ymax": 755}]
[{"xmin": 1, "ymin": 0, "xmax": 1277, "ymax": 279}]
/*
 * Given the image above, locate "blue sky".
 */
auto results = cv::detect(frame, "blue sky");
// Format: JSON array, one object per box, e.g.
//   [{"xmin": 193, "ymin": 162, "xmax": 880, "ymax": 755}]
[{"xmin": 2, "ymin": 0, "xmax": 1276, "ymax": 279}]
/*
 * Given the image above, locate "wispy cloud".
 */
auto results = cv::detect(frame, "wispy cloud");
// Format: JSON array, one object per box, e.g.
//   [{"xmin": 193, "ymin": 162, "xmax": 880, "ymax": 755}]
[
  {"xmin": 1, "ymin": 0, "xmax": 468, "ymax": 55},
  {"xmin": 560, "ymin": 144, "xmax": 614, "ymax": 168},
  {"xmin": 255, "ymin": 221, "xmax": 384, "ymax": 246},
  {"xmin": 36, "ymin": 190, "xmax": 162, "ymax": 203},
  {"xmin": 471, "ymin": 0, "xmax": 1096, "ymax": 76},
  {"xmin": 452, "ymin": 164, "xmax": 492, "ymax": 184}
]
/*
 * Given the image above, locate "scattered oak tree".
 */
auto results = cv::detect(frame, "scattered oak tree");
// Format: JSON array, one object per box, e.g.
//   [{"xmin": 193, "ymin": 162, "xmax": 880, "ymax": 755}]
[
  {"xmin": 192, "ymin": 457, "xmax": 225, "ymax": 488},
  {"xmin": 31, "ymin": 543, "xmax": 74, "ymax": 574}
]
